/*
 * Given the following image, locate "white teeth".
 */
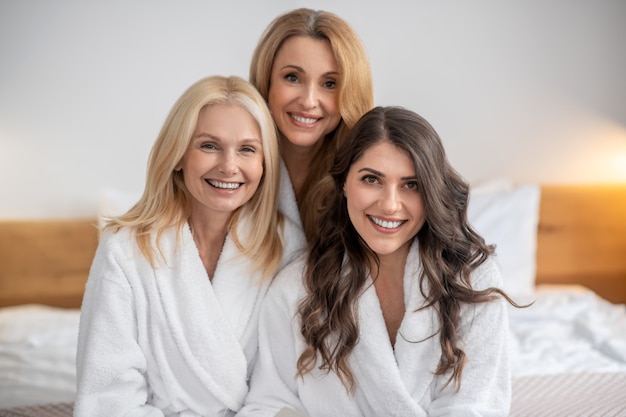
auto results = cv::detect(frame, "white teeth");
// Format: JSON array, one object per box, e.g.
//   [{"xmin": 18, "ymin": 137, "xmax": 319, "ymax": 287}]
[
  {"xmin": 369, "ymin": 216, "xmax": 403, "ymax": 229},
  {"xmin": 291, "ymin": 115, "xmax": 317, "ymax": 124},
  {"xmin": 207, "ymin": 180, "xmax": 240, "ymax": 190}
]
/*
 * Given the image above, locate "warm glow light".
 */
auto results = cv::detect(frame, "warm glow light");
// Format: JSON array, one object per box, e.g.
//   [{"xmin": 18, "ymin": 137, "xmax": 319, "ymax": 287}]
[
  {"xmin": 562, "ymin": 111, "xmax": 626, "ymax": 184},
  {"xmin": 613, "ymin": 152, "xmax": 626, "ymax": 181},
  {"xmin": 597, "ymin": 124, "xmax": 626, "ymax": 183}
]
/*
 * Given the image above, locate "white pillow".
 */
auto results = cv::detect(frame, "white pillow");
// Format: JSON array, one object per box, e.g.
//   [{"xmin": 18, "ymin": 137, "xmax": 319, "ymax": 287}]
[{"xmin": 467, "ymin": 182, "xmax": 541, "ymax": 296}]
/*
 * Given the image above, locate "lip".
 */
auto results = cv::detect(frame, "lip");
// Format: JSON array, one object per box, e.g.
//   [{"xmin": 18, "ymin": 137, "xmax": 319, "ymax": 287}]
[
  {"xmin": 368, "ymin": 215, "xmax": 406, "ymax": 231},
  {"xmin": 205, "ymin": 179, "xmax": 242, "ymax": 191},
  {"xmin": 289, "ymin": 112, "xmax": 321, "ymax": 127}
]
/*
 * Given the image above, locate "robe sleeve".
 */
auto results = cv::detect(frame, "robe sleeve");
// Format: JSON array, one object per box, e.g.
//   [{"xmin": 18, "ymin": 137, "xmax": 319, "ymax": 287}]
[
  {"xmin": 74, "ymin": 232, "xmax": 164, "ymax": 417},
  {"xmin": 428, "ymin": 259, "xmax": 512, "ymax": 417},
  {"xmin": 237, "ymin": 270, "xmax": 308, "ymax": 417}
]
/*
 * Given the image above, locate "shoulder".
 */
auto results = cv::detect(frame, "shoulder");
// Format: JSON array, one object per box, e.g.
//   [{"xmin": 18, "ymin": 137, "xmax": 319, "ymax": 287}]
[
  {"xmin": 95, "ymin": 226, "xmax": 177, "ymax": 264},
  {"xmin": 266, "ymin": 254, "xmax": 307, "ymax": 312},
  {"xmin": 97, "ymin": 227, "xmax": 135, "ymax": 255},
  {"xmin": 471, "ymin": 255, "xmax": 504, "ymax": 291}
]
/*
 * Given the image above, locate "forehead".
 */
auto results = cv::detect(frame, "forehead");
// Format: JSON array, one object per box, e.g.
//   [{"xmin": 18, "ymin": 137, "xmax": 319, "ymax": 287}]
[
  {"xmin": 273, "ymin": 35, "xmax": 337, "ymax": 71},
  {"xmin": 351, "ymin": 141, "xmax": 414, "ymax": 174},
  {"xmin": 195, "ymin": 104, "xmax": 260, "ymax": 136}
]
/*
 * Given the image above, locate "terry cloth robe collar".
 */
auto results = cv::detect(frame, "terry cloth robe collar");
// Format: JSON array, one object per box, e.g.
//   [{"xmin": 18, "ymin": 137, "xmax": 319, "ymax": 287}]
[
  {"xmin": 152, "ymin": 220, "xmax": 267, "ymax": 413},
  {"xmin": 350, "ymin": 239, "xmax": 437, "ymax": 417}
]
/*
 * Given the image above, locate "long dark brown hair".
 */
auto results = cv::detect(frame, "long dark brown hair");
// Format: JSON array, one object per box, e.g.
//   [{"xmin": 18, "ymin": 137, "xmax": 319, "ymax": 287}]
[{"xmin": 297, "ymin": 106, "xmax": 517, "ymax": 392}]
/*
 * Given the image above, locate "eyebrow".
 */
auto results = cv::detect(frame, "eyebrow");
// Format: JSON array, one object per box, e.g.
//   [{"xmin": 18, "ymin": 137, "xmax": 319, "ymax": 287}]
[
  {"xmin": 193, "ymin": 132, "xmax": 217, "ymax": 140},
  {"xmin": 280, "ymin": 64, "xmax": 339, "ymax": 78},
  {"xmin": 358, "ymin": 167, "xmax": 417, "ymax": 181},
  {"xmin": 193, "ymin": 133, "xmax": 261, "ymax": 143}
]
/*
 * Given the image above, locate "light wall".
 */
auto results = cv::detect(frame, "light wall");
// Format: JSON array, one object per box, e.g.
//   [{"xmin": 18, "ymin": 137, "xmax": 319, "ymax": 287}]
[{"xmin": 1, "ymin": 0, "xmax": 625, "ymax": 218}]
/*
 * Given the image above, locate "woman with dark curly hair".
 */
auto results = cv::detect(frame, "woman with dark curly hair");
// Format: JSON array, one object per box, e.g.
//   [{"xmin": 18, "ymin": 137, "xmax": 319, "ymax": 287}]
[{"xmin": 239, "ymin": 106, "xmax": 516, "ymax": 417}]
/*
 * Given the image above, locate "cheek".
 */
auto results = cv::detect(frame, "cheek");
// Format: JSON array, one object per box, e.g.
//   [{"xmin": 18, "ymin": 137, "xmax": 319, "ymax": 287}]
[
  {"xmin": 345, "ymin": 185, "xmax": 368, "ymax": 221},
  {"xmin": 268, "ymin": 83, "xmax": 286, "ymax": 110},
  {"xmin": 248, "ymin": 157, "xmax": 265, "ymax": 183},
  {"xmin": 325, "ymin": 95, "xmax": 341, "ymax": 119},
  {"xmin": 179, "ymin": 153, "xmax": 200, "ymax": 173},
  {"xmin": 410, "ymin": 196, "xmax": 427, "ymax": 225}
]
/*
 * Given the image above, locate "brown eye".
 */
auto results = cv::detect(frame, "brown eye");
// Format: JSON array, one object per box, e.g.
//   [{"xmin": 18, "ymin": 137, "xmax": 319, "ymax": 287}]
[
  {"xmin": 405, "ymin": 182, "xmax": 418, "ymax": 191},
  {"xmin": 361, "ymin": 175, "xmax": 378, "ymax": 184}
]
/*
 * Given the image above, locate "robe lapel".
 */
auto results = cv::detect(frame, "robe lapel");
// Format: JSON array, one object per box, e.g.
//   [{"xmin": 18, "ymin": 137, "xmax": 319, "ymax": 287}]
[
  {"xmin": 152, "ymin": 224, "xmax": 249, "ymax": 412},
  {"xmin": 350, "ymin": 240, "xmax": 437, "ymax": 416},
  {"xmin": 211, "ymin": 219, "xmax": 270, "ymax": 342},
  {"xmin": 395, "ymin": 242, "xmax": 441, "ymax": 407}
]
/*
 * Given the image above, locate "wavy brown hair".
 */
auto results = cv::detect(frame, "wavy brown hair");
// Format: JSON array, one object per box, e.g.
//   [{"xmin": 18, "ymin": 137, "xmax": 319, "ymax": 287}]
[
  {"xmin": 297, "ymin": 106, "xmax": 517, "ymax": 392},
  {"xmin": 249, "ymin": 8, "xmax": 374, "ymax": 243}
]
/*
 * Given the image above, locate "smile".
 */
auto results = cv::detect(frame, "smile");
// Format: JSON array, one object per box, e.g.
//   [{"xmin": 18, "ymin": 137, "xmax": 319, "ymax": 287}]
[
  {"xmin": 291, "ymin": 114, "xmax": 319, "ymax": 125},
  {"xmin": 206, "ymin": 179, "xmax": 241, "ymax": 190},
  {"xmin": 368, "ymin": 215, "xmax": 404, "ymax": 229}
]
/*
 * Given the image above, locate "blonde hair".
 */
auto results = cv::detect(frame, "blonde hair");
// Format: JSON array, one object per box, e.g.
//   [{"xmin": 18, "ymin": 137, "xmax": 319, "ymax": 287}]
[
  {"xmin": 105, "ymin": 75, "xmax": 283, "ymax": 280},
  {"xmin": 250, "ymin": 8, "xmax": 374, "ymax": 242}
]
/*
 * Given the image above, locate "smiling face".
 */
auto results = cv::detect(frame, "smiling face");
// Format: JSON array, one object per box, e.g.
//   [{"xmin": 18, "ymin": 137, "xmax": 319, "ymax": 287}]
[
  {"xmin": 176, "ymin": 103, "xmax": 264, "ymax": 223},
  {"xmin": 343, "ymin": 141, "xmax": 426, "ymax": 264},
  {"xmin": 268, "ymin": 35, "xmax": 341, "ymax": 152}
]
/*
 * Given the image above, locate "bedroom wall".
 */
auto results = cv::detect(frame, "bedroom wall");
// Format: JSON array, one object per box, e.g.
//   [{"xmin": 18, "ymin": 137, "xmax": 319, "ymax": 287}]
[{"xmin": 1, "ymin": 0, "xmax": 625, "ymax": 219}]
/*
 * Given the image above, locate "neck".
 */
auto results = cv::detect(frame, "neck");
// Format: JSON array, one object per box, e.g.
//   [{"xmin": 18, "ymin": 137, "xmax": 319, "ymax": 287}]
[
  {"xmin": 370, "ymin": 256, "xmax": 406, "ymax": 284},
  {"xmin": 370, "ymin": 249, "xmax": 409, "ymax": 347},
  {"xmin": 279, "ymin": 135, "xmax": 323, "ymax": 197},
  {"xmin": 188, "ymin": 211, "xmax": 231, "ymax": 279},
  {"xmin": 369, "ymin": 245, "xmax": 411, "ymax": 284}
]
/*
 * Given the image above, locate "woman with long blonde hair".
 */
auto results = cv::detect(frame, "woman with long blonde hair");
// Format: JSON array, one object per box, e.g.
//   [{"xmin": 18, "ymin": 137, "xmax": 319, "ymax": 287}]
[{"xmin": 74, "ymin": 75, "xmax": 305, "ymax": 417}]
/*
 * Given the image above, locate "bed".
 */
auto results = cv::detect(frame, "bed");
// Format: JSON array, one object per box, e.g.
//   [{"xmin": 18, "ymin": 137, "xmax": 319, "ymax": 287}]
[{"xmin": 0, "ymin": 184, "xmax": 625, "ymax": 416}]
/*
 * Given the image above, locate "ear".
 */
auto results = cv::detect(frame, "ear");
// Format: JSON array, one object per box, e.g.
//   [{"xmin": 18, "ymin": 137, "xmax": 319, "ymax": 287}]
[{"xmin": 343, "ymin": 183, "xmax": 347, "ymax": 197}]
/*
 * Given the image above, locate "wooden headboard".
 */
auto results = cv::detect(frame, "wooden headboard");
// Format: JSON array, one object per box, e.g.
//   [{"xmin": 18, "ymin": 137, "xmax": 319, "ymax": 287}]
[
  {"xmin": 0, "ymin": 219, "xmax": 98, "ymax": 308},
  {"xmin": 535, "ymin": 184, "xmax": 626, "ymax": 304},
  {"xmin": 0, "ymin": 184, "xmax": 625, "ymax": 308}
]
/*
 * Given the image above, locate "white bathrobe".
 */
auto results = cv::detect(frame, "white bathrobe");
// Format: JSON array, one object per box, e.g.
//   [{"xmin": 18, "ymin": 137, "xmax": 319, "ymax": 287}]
[
  {"xmin": 278, "ymin": 158, "xmax": 302, "ymax": 230},
  {"xmin": 238, "ymin": 241, "xmax": 511, "ymax": 417},
  {"xmin": 74, "ymin": 218, "xmax": 305, "ymax": 417}
]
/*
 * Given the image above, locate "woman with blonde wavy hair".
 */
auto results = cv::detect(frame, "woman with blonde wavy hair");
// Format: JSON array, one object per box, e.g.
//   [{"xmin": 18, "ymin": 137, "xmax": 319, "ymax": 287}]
[
  {"xmin": 74, "ymin": 75, "xmax": 305, "ymax": 417},
  {"xmin": 250, "ymin": 8, "xmax": 374, "ymax": 243}
]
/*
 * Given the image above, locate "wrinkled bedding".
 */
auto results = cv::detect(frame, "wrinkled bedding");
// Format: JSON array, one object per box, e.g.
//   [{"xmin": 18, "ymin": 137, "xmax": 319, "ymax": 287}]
[
  {"xmin": 508, "ymin": 285, "xmax": 626, "ymax": 417},
  {"xmin": 509, "ymin": 284, "xmax": 626, "ymax": 377},
  {"xmin": 0, "ymin": 305, "xmax": 78, "ymax": 408}
]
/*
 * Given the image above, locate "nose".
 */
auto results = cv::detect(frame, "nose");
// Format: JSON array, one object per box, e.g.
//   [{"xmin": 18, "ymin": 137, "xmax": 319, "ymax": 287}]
[
  {"xmin": 299, "ymin": 83, "xmax": 318, "ymax": 109},
  {"xmin": 218, "ymin": 150, "xmax": 238, "ymax": 176},
  {"xmin": 379, "ymin": 186, "xmax": 402, "ymax": 214}
]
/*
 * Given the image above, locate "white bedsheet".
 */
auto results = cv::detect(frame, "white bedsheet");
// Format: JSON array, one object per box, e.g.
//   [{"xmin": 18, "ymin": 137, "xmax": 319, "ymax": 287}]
[
  {"xmin": 509, "ymin": 284, "xmax": 626, "ymax": 377},
  {"xmin": 0, "ymin": 304, "xmax": 79, "ymax": 408}
]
